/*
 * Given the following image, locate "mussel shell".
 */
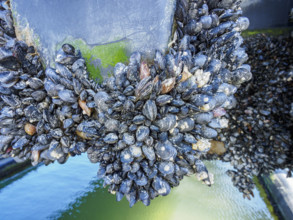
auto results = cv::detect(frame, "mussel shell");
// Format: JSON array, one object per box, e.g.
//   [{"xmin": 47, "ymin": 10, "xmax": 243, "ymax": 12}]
[{"xmin": 155, "ymin": 140, "xmax": 177, "ymax": 161}]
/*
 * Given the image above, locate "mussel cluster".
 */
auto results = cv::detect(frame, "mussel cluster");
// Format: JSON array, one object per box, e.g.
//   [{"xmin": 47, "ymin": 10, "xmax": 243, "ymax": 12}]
[
  {"xmin": 0, "ymin": 2, "xmax": 47, "ymax": 162},
  {"xmin": 0, "ymin": 0, "xmax": 252, "ymax": 206},
  {"xmin": 2, "ymin": 0, "xmax": 289, "ymax": 207},
  {"xmin": 220, "ymin": 34, "xmax": 293, "ymax": 199},
  {"xmin": 87, "ymin": 0, "xmax": 252, "ymax": 206},
  {"xmin": 0, "ymin": 0, "xmax": 101, "ymax": 165}
]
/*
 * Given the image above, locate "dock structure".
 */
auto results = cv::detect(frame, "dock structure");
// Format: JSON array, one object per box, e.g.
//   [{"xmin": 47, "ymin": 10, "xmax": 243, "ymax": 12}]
[{"xmin": 261, "ymin": 170, "xmax": 293, "ymax": 220}]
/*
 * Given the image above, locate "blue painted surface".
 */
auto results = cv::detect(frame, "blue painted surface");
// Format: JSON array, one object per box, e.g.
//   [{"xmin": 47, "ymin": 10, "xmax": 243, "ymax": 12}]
[
  {"xmin": 241, "ymin": 0, "xmax": 293, "ymax": 29},
  {"xmin": 11, "ymin": 0, "xmax": 175, "ymax": 64}
]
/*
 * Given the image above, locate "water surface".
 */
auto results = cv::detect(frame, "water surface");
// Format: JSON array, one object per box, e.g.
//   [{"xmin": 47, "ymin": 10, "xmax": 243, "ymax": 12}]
[{"xmin": 0, "ymin": 155, "xmax": 275, "ymax": 220}]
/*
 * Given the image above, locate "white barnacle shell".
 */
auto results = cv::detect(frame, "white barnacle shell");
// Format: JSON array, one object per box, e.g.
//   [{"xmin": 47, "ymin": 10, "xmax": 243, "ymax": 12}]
[
  {"xmin": 192, "ymin": 138, "xmax": 211, "ymax": 152},
  {"xmin": 194, "ymin": 69, "xmax": 210, "ymax": 88}
]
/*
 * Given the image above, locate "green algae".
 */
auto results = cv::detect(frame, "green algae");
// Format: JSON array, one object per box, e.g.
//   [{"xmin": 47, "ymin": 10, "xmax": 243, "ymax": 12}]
[
  {"xmin": 242, "ymin": 27, "xmax": 293, "ymax": 37},
  {"xmin": 253, "ymin": 176, "xmax": 278, "ymax": 220},
  {"xmin": 59, "ymin": 38, "xmax": 129, "ymax": 82}
]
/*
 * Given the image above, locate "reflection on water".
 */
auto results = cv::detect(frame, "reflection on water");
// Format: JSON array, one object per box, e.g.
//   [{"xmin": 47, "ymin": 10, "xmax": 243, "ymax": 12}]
[
  {"xmin": 51, "ymin": 161, "xmax": 275, "ymax": 220},
  {"xmin": 0, "ymin": 155, "xmax": 98, "ymax": 220},
  {"xmin": 0, "ymin": 165, "xmax": 38, "ymax": 190},
  {"xmin": 0, "ymin": 155, "xmax": 275, "ymax": 220}
]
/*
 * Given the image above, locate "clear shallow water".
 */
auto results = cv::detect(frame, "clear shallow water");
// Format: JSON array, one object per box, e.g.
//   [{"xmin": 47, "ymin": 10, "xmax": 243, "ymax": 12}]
[{"xmin": 0, "ymin": 155, "xmax": 275, "ymax": 220}]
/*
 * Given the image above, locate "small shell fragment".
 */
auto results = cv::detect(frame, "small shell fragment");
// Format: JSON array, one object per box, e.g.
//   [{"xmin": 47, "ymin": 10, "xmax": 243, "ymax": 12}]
[
  {"xmin": 180, "ymin": 65, "xmax": 192, "ymax": 82},
  {"xmin": 161, "ymin": 77, "xmax": 175, "ymax": 94},
  {"xmin": 78, "ymin": 99, "xmax": 92, "ymax": 116},
  {"xmin": 140, "ymin": 61, "xmax": 150, "ymax": 80},
  {"xmin": 76, "ymin": 130, "xmax": 92, "ymax": 140},
  {"xmin": 31, "ymin": 150, "xmax": 40, "ymax": 166},
  {"xmin": 208, "ymin": 141, "xmax": 226, "ymax": 155},
  {"xmin": 24, "ymin": 123, "xmax": 36, "ymax": 136}
]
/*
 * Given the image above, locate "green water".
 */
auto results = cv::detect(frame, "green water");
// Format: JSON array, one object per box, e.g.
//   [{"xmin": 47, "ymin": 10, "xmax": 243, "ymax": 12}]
[
  {"xmin": 52, "ymin": 161, "xmax": 276, "ymax": 220},
  {"xmin": 0, "ymin": 155, "xmax": 276, "ymax": 220}
]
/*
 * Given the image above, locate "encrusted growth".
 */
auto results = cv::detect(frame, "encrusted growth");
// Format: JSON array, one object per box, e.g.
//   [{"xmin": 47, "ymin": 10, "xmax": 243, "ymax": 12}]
[{"xmin": 1, "ymin": 0, "xmax": 291, "ymax": 207}]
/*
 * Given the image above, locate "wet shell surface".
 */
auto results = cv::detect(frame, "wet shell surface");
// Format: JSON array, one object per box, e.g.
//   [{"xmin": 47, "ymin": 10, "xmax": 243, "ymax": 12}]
[{"xmin": 1, "ymin": 0, "xmax": 291, "ymax": 208}]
